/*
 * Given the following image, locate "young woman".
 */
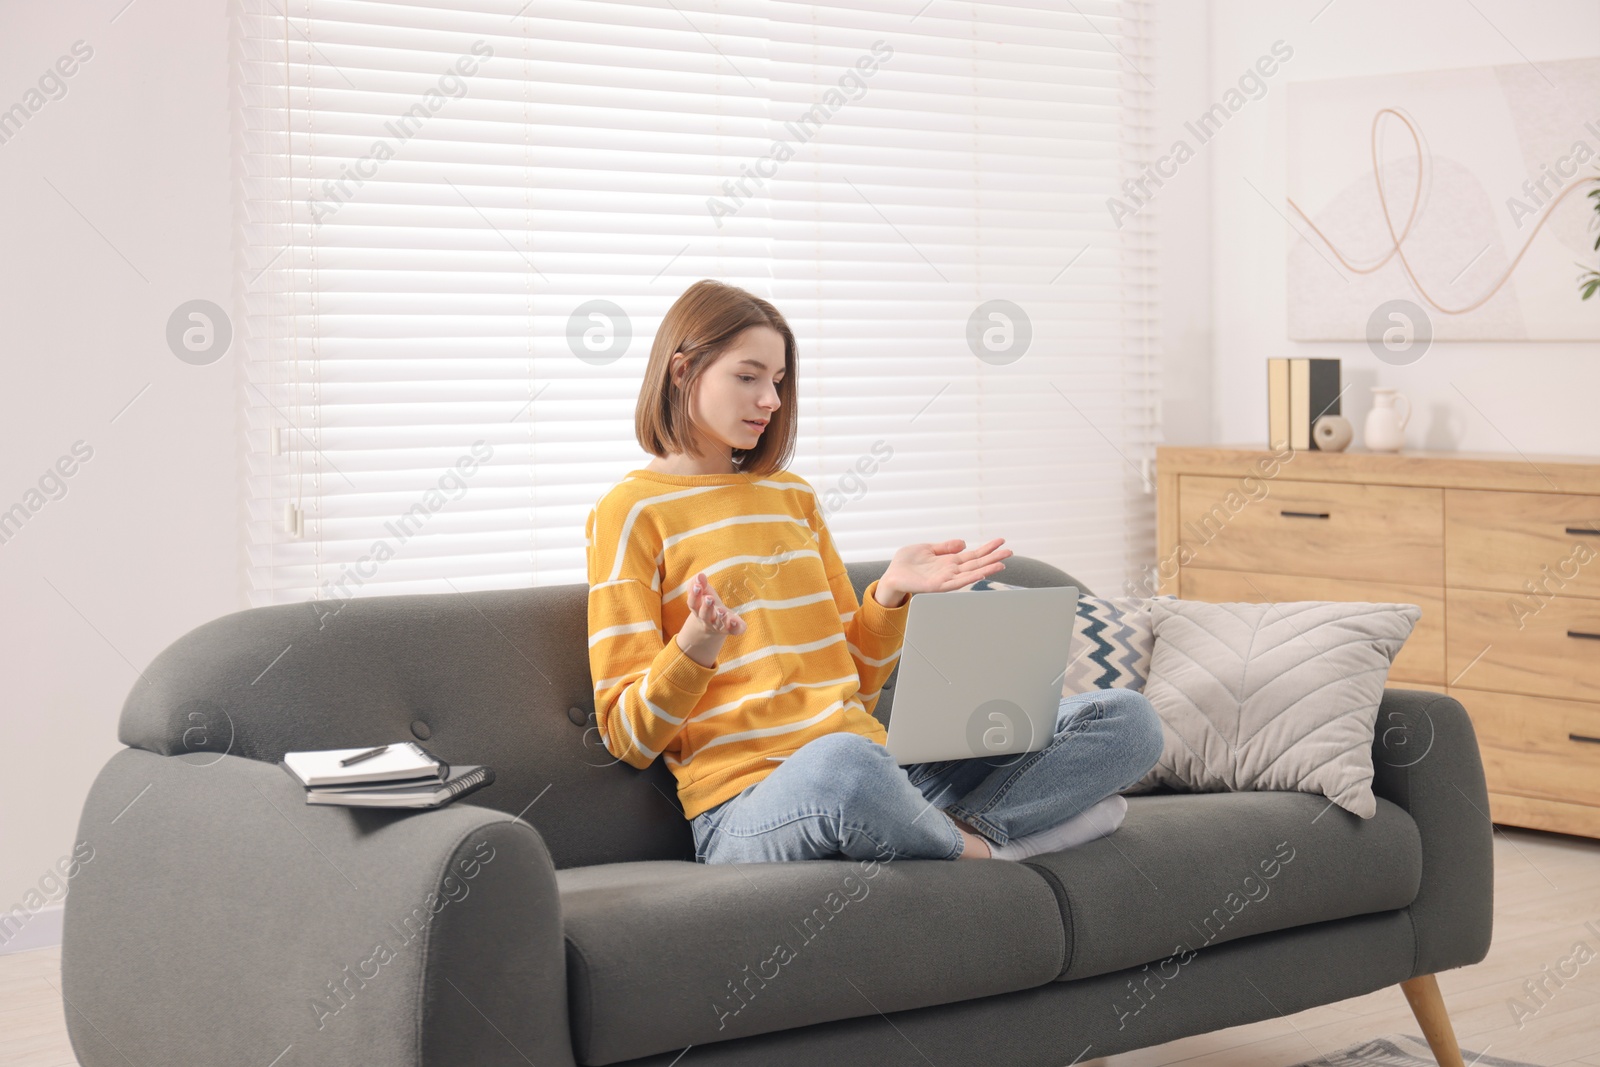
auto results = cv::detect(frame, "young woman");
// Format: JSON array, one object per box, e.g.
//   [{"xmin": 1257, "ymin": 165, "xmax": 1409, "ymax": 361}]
[{"xmin": 585, "ymin": 279, "xmax": 1163, "ymax": 864}]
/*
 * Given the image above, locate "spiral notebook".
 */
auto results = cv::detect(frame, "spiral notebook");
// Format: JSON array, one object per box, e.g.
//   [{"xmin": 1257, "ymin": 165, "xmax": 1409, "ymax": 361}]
[
  {"xmin": 281, "ymin": 741, "xmax": 444, "ymax": 788},
  {"xmin": 302, "ymin": 764, "xmax": 495, "ymax": 809}
]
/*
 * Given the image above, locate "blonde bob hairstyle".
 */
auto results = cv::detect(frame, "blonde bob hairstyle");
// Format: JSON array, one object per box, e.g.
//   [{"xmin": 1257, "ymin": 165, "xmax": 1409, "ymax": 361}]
[{"xmin": 635, "ymin": 279, "xmax": 798, "ymax": 477}]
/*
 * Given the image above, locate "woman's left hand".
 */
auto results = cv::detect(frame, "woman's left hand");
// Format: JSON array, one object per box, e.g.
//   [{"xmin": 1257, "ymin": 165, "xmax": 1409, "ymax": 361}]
[{"xmin": 877, "ymin": 538, "xmax": 1013, "ymax": 605}]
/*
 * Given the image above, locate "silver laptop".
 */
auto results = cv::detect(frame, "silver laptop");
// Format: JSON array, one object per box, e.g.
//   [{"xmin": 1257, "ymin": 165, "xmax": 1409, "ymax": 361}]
[{"xmin": 883, "ymin": 585, "xmax": 1080, "ymax": 766}]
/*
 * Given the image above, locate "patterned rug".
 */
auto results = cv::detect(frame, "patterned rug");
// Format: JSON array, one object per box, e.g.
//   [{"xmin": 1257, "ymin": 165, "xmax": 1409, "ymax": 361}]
[{"xmin": 1286, "ymin": 1033, "xmax": 1545, "ymax": 1067}]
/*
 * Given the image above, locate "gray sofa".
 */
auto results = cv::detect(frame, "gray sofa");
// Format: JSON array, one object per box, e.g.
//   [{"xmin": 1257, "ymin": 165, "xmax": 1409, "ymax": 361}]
[{"xmin": 61, "ymin": 556, "xmax": 1492, "ymax": 1067}]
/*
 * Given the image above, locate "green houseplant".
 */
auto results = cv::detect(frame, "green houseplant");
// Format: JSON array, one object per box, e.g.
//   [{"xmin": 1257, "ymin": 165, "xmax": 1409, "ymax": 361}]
[{"xmin": 1583, "ymin": 173, "xmax": 1600, "ymax": 301}]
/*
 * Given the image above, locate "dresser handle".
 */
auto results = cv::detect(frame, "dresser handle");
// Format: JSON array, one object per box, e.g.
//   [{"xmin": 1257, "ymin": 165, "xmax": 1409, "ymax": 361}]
[
  {"xmin": 1567, "ymin": 630, "xmax": 1600, "ymax": 641},
  {"xmin": 1570, "ymin": 733, "xmax": 1600, "ymax": 745},
  {"xmin": 1281, "ymin": 510, "xmax": 1331, "ymax": 519},
  {"xmin": 1565, "ymin": 526, "xmax": 1600, "ymax": 537}
]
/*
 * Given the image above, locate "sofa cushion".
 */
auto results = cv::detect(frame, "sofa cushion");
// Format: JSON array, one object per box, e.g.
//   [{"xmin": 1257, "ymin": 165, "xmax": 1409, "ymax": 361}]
[
  {"xmin": 1023, "ymin": 789, "xmax": 1423, "ymax": 982},
  {"xmin": 962, "ymin": 578, "xmax": 1175, "ymax": 693},
  {"xmin": 1129, "ymin": 598, "xmax": 1422, "ymax": 817},
  {"xmin": 557, "ymin": 855, "xmax": 1066, "ymax": 1065}
]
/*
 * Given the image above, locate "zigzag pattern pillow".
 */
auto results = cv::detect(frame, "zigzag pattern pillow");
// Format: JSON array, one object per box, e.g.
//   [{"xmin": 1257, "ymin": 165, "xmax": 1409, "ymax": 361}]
[{"xmin": 965, "ymin": 578, "xmax": 1175, "ymax": 694}]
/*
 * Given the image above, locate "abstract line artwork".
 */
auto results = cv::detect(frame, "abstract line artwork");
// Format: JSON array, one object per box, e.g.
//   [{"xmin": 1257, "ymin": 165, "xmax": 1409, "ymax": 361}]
[{"xmin": 1286, "ymin": 57, "xmax": 1600, "ymax": 341}]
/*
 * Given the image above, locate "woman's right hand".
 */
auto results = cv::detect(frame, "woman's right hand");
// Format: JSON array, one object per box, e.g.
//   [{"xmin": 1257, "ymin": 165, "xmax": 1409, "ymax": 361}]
[
  {"xmin": 684, "ymin": 572, "xmax": 747, "ymax": 638},
  {"xmin": 677, "ymin": 572, "xmax": 745, "ymax": 668}
]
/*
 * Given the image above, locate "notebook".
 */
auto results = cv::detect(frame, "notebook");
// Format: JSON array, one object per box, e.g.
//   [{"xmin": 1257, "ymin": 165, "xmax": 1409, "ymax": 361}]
[
  {"xmin": 281, "ymin": 741, "xmax": 444, "ymax": 788},
  {"xmin": 303, "ymin": 764, "xmax": 495, "ymax": 809}
]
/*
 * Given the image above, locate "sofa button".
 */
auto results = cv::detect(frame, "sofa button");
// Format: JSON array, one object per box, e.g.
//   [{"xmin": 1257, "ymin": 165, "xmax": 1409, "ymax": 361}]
[
  {"xmin": 410, "ymin": 720, "xmax": 431, "ymax": 740},
  {"xmin": 568, "ymin": 705, "xmax": 589, "ymax": 726}
]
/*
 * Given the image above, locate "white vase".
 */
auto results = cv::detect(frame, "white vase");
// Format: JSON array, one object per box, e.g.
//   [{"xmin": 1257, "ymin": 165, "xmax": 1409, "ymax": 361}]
[
  {"xmin": 1363, "ymin": 387, "xmax": 1410, "ymax": 452},
  {"xmin": 1313, "ymin": 414, "xmax": 1354, "ymax": 452}
]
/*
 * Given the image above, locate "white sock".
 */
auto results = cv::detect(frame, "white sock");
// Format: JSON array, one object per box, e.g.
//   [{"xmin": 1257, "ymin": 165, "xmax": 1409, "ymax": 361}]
[{"xmin": 984, "ymin": 794, "xmax": 1128, "ymax": 861}]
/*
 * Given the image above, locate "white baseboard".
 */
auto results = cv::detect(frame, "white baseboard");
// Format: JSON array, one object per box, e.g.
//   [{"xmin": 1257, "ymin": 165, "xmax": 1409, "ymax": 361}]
[{"xmin": 0, "ymin": 903, "xmax": 65, "ymax": 955}]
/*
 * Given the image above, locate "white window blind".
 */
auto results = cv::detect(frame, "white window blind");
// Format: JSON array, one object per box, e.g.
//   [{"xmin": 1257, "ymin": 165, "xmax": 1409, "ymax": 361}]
[{"xmin": 239, "ymin": 0, "xmax": 1159, "ymax": 609}]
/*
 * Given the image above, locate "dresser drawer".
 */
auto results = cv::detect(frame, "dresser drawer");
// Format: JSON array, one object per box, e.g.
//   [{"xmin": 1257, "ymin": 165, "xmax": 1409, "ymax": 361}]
[
  {"xmin": 1444, "ymin": 488, "xmax": 1600, "ymax": 597},
  {"xmin": 1176, "ymin": 476, "xmax": 1443, "ymax": 585},
  {"xmin": 1449, "ymin": 688, "xmax": 1600, "ymax": 808},
  {"xmin": 1179, "ymin": 568, "xmax": 1444, "ymax": 685},
  {"xmin": 1446, "ymin": 588, "xmax": 1600, "ymax": 700},
  {"xmin": 1484, "ymin": 793, "xmax": 1600, "ymax": 838}
]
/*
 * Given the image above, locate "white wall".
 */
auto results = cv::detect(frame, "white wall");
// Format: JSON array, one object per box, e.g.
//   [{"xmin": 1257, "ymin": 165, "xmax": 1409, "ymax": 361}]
[
  {"xmin": 1206, "ymin": 0, "xmax": 1600, "ymax": 453},
  {"xmin": 0, "ymin": 0, "xmax": 235, "ymax": 943},
  {"xmin": 1155, "ymin": 0, "xmax": 1215, "ymax": 447}
]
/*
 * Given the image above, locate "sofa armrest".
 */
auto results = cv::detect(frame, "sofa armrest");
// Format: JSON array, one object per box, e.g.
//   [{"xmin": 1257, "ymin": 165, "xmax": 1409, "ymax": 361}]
[
  {"xmin": 62, "ymin": 748, "xmax": 578, "ymax": 1067},
  {"xmin": 1369, "ymin": 688, "xmax": 1494, "ymax": 978}
]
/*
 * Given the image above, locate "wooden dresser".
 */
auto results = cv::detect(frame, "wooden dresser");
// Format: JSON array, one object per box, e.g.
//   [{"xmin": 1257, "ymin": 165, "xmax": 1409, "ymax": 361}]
[{"xmin": 1155, "ymin": 444, "xmax": 1600, "ymax": 840}]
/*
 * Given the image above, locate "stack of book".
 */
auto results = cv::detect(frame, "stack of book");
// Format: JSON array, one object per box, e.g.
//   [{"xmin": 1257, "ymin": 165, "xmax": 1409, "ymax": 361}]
[
  {"xmin": 1266, "ymin": 357, "xmax": 1341, "ymax": 451},
  {"xmin": 280, "ymin": 741, "xmax": 494, "ymax": 809}
]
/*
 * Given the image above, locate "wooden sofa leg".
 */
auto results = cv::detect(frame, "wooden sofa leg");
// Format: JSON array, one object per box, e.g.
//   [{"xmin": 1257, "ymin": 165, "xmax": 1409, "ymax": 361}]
[{"xmin": 1400, "ymin": 973, "xmax": 1465, "ymax": 1067}]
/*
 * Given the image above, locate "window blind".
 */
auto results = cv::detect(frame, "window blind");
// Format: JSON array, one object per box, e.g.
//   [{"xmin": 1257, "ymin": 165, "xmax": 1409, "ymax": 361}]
[{"xmin": 239, "ymin": 0, "xmax": 1159, "ymax": 610}]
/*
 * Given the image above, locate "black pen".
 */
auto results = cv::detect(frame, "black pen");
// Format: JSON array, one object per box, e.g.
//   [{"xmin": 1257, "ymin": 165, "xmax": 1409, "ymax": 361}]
[{"xmin": 340, "ymin": 744, "xmax": 389, "ymax": 767}]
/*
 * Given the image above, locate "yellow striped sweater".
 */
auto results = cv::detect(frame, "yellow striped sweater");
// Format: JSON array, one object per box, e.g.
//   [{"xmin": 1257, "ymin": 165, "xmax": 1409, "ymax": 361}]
[{"xmin": 584, "ymin": 467, "xmax": 910, "ymax": 819}]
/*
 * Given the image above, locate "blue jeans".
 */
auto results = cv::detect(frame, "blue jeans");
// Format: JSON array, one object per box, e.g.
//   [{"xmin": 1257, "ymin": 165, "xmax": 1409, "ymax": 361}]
[{"xmin": 691, "ymin": 687, "xmax": 1164, "ymax": 863}]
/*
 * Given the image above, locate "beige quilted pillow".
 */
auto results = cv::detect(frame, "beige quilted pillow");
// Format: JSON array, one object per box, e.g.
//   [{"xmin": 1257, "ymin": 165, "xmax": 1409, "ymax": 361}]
[{"xmin": 1124, "ymin": 598, "xmax": 1421, "ymax": 818}]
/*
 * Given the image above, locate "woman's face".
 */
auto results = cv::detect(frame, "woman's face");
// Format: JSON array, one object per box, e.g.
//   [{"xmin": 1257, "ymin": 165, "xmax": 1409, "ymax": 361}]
[{"xmin": 671, "ymin": 325, "xmax": 785, "ymax": 457}]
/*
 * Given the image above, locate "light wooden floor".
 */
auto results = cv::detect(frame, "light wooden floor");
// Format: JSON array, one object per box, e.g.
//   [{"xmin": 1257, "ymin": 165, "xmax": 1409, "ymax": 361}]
[{"xmin": 3, "ymin": 826, "xmax": 1597, "ymax": 1067}]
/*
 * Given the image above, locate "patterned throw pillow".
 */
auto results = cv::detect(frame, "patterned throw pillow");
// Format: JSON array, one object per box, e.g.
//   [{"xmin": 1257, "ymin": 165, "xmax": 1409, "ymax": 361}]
[
  {"xmin": 1127, "ymin": 598, "xmax": 1421, "ymax": 818},
  {"xmin": 964, "ymin": 578, "xmax": 1175, "ymax": 694}
]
